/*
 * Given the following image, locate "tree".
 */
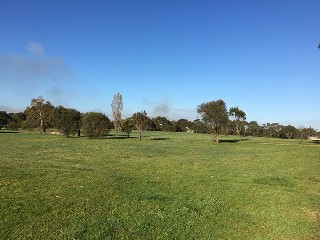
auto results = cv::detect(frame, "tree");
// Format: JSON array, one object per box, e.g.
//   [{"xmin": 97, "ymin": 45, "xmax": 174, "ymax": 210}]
[
  {"xmin": 145, "ymin": 117, "xmax": 157, "ymax": 131},
  {"xmin": 132, "ymin": 111, "xmax": 148, "ymax": 141},
  {"xmin": 298, "ymin": 126, "xmax": 317, "ymax": 142},
  {"xmin": 25, "ymin": 96, "xmax": 54, "ymax": 132},
  {"xmin": 10, "ymin": 112, "xmax": 26, "ymax": 128},
  {"xmin": 247, "ymin": 121, "xmax": 261, "ymax": 136},
  {"xmin": 197, "ymin": 99, "xmax": 228, "ymax": 143},
  {"xmin": 172, "ymin": 119, "xmax": 193, "ymax": 132},
  {"xmin": 111, "ymin": 92, "xmax": 123, "ymax": 131},
  {"xmin": 243, "ymin": 121, "xmax": 249, "ymax": 136},
  {"xmin": 298, "ymin": 126, "xmax": 307, "ymax": 143},
  {"xmin": 279, "ymin": 125, "xmax": 298, "ymax": 139},
  {"xmin": 0, "ymin": 111, "xmax": 11, "ymax": 129},
  {"xmin": 121, "ymin": 118, "xmax": 134, "ymax": 137},
  {"xmin": 51, "ymin": 106, "xmax": 81, "ymax": 137},
  {"xmin": 6, "ymin": 112, "xmax": 26, "ymax": 130},
  {"xmin": 82, "ymin": 112, "xmax": 111, "ymax": 138},
  {"xmin": 229, "ymin": 106, "xmax": 246, "ymax": 140},
  {"xmin": 224, "ymin": 119, "xmax": 235, "ymax": 135},
  {"xmin": 152, "ymin": 116, "xmax": 173, "ymax": 131},
  {"xmin": 192, "ymin": 118, "xmax": 209, "ymax": 133},
  {"xmin": 263, "ymin": 123, "xmax": 281, "ymax": 138},
  {"xmin": 23, "ymin": 107, "xmax": 38, "ymax": 130}
]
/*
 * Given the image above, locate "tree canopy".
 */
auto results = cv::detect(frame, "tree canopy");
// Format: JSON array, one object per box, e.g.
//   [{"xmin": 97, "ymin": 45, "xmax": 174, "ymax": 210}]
[
  {"xmin": 197, "ymin": 99, "xmax": 228, "ymax": 143},
  {"xmin": 0, "ymin": 111, "xmax": 11, "ymax": 129},
  {"xmin": 132, "ymin": 111, "xmax": 148, "ymax": 140},
  {"xmin": 51, "ymin": 106, "xmax": 81, "ymax": 137},
  {"xmin": 3, "ymin": 95, "xmax": 318, "ymax": 141},
  {"xmin": 121, "ymin": 118, "xmax": 134, "ymax": 138},
  {"xmin": 25, "ymin": 96, "xmax": 53, "ymax": 132},
  {"xmin": 229, "ymin": 106, "xmax": 246, "ymax": 140},
  {"xmin": 82, "ymin": 112, "xmax": 111, "ymax": 138}
]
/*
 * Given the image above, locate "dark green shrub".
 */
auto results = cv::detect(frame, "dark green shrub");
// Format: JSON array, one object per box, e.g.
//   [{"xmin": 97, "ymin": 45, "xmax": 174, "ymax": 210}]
[{"xmin": 82, "ymin": 112, "xmax": 111, "ymax": 138}]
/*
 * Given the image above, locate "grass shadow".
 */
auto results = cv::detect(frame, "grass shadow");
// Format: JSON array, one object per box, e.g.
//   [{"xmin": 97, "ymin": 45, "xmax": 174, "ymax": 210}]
[
  {"xmin": 253, "ymin": 176, "xmax": 295, "ymax": 187},
  {"xmin": 108, "ymin": 136, "xmax": 138, "ymax": 140},
  {"xmin": 151, "ymin": 137, "xmax": 170, "ymax": 141},
  {"xmin": 220, "ymin": 138, "xmax": 249, "ymax": 143},
  {"xmin": 0, "ymin": 131, "xmax": 19, "ymax": 134}
]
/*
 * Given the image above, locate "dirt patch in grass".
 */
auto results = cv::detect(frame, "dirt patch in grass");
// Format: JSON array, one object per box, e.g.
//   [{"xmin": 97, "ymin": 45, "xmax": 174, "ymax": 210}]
[{"xmin": 49, "ymin": 131, "xmax": 63, "ymax": 135}]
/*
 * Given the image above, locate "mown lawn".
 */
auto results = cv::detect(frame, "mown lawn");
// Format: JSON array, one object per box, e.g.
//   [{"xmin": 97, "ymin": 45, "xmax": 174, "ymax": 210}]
[{"xmin": 0, "ymin": 130, "xmax": 319, "ymax": 239}]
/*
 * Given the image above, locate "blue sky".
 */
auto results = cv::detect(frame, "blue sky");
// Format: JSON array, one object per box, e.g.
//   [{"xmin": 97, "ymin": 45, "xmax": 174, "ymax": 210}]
[{"xmin": 0, "ymin": 0, "xmax": 319, "ymax": 129}]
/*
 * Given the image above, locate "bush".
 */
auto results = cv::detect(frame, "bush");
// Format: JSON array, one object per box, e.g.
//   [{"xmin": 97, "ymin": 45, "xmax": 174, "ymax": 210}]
[
  {"xmin": 121, "ymin": 118, "xmax": 134, "ymax": 137},
  {"xmin": 51, "ymin": 106, "xmax": 81, "ymax": 137},
  {"xmin": 82, "ymin": 112, "xmax": 111, "ymax": 138},
  {"xmin": 7, "ymin": 121, "xmax": 20, "ymax": 131}
]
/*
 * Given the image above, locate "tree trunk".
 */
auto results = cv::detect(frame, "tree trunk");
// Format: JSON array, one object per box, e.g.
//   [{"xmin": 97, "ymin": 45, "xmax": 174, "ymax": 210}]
[
  {"xmin": 213, "ymin": 125, "xmax": 219, "ymax": 143},
  {"xmin": 139, "ymin": 128, "xmax": 142, "ymax": 141},
  {"xmin": 215, "ymin": 133, "xmax": 219, "ymax": 143},
  {"xmin": 236, "ymin": 122, "xmax": 241, "ymax": 141},
  {"xmin": 40, "ymin": 118, "xmax": 44, "ymax": 132}
]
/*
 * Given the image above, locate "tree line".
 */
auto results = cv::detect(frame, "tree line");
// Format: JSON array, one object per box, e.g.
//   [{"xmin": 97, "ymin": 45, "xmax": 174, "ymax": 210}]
[{"xmin": 0, "ymin": 95, "xmax": 318, "ymax": 141}]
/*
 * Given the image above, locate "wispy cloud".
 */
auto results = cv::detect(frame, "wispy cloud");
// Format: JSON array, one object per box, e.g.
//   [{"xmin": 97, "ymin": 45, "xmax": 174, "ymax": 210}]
[
  {"xmin": 143, "ymin": 98, "xmax": 171, "ymax": 117},
  {"xmin": 27, "ymin": 41, "xmax": 45, "ymax": 56},
  {"xmin": 142, "ymin": 98, "xmax": 197, "ymax": 120},
  {"xmin": 171, "ymin": 108, "xmax": 197, "ymax": 120},
  {"xmin": 0, "ymin": 42, "xmax": 73, "ymax": 106},
  {"xmin": 153, "ymin": 102, "xmax": 170, "ymax": 116},
  {"xmin": 0, "ymin": 53, "xmax": 70, "ymax": 83}
]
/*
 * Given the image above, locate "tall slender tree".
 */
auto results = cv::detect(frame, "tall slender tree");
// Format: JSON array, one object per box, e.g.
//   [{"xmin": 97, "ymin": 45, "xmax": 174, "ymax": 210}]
[
  {"xmin": 229, "ymin": 106, "xmax": 246, "ymax": 141},
  {"xmin": 197, "ymin": 99, "xmax": 228, "ymax": 143},
  {"xmin": 111, "ymin": 92, "xmax": 123, "ymax": 131}
]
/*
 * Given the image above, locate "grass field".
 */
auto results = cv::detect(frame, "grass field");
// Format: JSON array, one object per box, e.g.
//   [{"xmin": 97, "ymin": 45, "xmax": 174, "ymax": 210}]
[{"xmin": 0, "ymin": 130, "xmax": 319, "ymax": 239}]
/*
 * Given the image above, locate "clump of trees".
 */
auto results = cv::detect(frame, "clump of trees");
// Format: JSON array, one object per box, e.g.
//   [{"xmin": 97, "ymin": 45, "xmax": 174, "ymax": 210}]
[
  {"xmin": 1, "ymin": 96, "xmax": 318, "ymax": 141},
  {"xmin": 0, "ymin": 111, "xmax": 27, "ymax": 130},
  {"xmin": 152, "ymin": 116, "xmax": 173, "ymax": 131},
  {"xmin": 0, "ymin": 111, "xmax": 12, "ymax": 129}
]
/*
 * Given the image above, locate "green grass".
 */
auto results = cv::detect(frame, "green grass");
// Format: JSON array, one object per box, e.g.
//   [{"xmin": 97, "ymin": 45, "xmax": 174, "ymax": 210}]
[{"xmin": 0, "ymin": 130, "xmax": 319, "ymax": 239}]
